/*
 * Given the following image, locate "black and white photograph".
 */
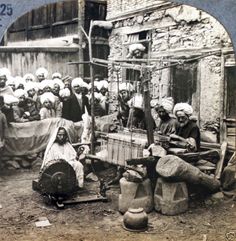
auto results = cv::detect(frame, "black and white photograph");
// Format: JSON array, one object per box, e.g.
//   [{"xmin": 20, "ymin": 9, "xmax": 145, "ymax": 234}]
[{"xmin": 0, "ymin": 0, "xmax": 235, "ymax": 240}]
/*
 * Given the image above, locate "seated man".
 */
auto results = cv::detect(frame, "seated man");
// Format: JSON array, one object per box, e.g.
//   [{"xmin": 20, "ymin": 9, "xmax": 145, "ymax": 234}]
[
  {"xmin": 155, "ymin": 97, "xmax": 177, "ymax": 136},
  {"xmin": 172, "ymin": 103, "xmax": 200, "ymax": 152},
  {"xmin": 41, "ymin": 127, "xmax": 84, "ymax": 188}
]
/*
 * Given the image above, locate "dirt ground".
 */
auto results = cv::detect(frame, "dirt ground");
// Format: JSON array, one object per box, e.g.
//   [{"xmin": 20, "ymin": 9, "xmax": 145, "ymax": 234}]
[{"xmin": 0, "ymin": 164, "xmax": 236, "ymax": 241}]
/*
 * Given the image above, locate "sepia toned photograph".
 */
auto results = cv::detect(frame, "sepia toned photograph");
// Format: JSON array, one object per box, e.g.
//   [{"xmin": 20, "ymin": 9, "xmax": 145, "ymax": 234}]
[{"xmin": 0, "ymin": 0, "xmax": 235, "ymax": 240}]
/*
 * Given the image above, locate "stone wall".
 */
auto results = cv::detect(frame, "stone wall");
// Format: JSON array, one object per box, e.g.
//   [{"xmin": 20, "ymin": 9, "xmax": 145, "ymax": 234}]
[{"xmin": 107, "ymin": 3, "xmax": 232, "ymax": 126}]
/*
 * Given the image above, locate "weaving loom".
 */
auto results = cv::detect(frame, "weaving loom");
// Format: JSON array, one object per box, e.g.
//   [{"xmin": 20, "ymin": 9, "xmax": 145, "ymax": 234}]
[{"xmin": 100, "ymin": 131, "xmax": 148, "ymax": 166}]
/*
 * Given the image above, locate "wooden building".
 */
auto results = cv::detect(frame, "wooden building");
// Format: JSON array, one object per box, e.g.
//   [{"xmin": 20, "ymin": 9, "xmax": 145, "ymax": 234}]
[{"xmin": 0, "ymin": 0, "xmax": 109, "ymax": 79}]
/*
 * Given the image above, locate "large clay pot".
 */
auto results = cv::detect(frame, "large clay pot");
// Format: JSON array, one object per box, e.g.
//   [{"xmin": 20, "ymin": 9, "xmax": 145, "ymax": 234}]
[{"xmin": 123, "ymin": 208, "xmax": 148, "ymax": 232}]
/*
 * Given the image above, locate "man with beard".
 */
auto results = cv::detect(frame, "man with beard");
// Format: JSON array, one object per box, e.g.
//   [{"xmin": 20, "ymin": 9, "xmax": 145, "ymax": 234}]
[
  {"xmin": 171, "ymin": 103, "xmax": 200, "ymax": 152},
  {"xmin": 35, "ymin": 67, "xmax": 48, "ymax": 82},
  {"xmin": 155, "ymin": 97, "xmax": 177, "ymax": 136},
  {"xmin": 12, "ymin": 89, "xmax": 28, "ymax": 122},
  {"xmin": 41, "ymin": 126, "xmax": 84, "ymax": 188},
  {"xmin": 69, "ymin": 78, "xmax": 90, "ymax": 122},
  {"xmin": 0, "ymin": 69, "xmax": 14, "ymax": 96},
  {"xmin": 117, "ymin": 83, "xmax": 133, "ymax": 127}
]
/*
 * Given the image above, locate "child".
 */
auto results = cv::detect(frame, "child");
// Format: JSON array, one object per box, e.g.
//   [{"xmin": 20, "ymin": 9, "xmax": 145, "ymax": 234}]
[
  {"xmin": 0, "ymin": 96, "xmax": 8, "ymax": 154},
  {"xmin": 39, "ymin": 92, "xmax": 56, "ymax": 120},
  {"xmin": 23, "ymin": 97, "xmax": 40, "ymax": 121}
]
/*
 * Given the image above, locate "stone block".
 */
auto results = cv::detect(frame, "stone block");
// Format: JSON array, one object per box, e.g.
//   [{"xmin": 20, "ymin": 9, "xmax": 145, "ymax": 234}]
[
  {"xmin": 118, "ymin": 177, "xmax": 153, "ymax": 214},
  {"xmin": 154, "ymin": 178, "xmax": 188, "ymax": 215}
]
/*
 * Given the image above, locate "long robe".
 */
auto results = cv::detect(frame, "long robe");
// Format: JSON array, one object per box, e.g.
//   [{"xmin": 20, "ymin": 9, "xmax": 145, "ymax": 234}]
[{"xmin": 41, "ymin": 127, "xmax": 84, "ymax": 187}]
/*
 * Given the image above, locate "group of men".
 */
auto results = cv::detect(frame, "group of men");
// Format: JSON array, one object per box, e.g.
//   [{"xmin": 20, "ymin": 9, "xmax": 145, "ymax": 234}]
[
  {"xmin": 117, "ymin": 83, "xmax": 200, "ymax": 152},
  {"xmin": 0, "ymin": 65, "xmax": 201, "ymax": 189},
  {"xmin": 0, "ymin": 67, "xmax": 109, "ymax": 125}
]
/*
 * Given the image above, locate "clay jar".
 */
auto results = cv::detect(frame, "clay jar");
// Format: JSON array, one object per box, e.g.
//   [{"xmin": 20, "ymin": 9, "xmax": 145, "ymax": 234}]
[{"xmin": 123, "ymin": 208, "xmax": 148, "ymax": 231}]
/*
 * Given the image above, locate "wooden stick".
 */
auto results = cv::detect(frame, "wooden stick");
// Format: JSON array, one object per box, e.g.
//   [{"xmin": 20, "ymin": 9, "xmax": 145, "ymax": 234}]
[{"xmin": 215, "ymin": 141, "xmax": 228, "ymax": 179}]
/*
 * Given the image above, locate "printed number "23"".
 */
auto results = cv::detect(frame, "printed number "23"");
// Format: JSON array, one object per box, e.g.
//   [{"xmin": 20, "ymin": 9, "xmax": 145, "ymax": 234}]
[{"xmin": 0, "ymin": 4, "xmax": 13, "ymax": 16}]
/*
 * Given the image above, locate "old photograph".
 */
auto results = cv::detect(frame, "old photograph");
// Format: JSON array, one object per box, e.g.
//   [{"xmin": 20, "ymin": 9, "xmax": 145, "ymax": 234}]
[{"xmin": 0, "ymin": 0, "xmax": 235, "ymax": 240}]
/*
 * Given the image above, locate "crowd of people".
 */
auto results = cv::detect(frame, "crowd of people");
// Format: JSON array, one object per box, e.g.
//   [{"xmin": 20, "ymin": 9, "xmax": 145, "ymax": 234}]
[
  {"xmin": 116, "ymin": 83, "xmax": 200, "ymax": 153},
  {"xmin": 0, "ymin": 65, "xmax": 201, "ymax": 188},
  {"xmin": 0, "ymin": 67, "xmax": 109, "ymax": 125}
]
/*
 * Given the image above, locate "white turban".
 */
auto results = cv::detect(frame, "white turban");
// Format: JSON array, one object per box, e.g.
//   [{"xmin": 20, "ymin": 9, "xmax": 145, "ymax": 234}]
[
  {"xmin": 52, "ymin": 78, "xmax": 65, "ymax": 90},
  {"xmin": 159, "ymin": 97, "xmax": 174, "ymax": 113},
  {"xmin": 40, "ymin": 79, "xmax": 53, "ymax": 90},
  {"xmin": 129, "ymin": 43, "xmax": 146, "ymax": 53},
  {"xmin": 6, "ymin": 76, "xmax": 15, "ymax": 86},
  {"xmin": 40, "ymin": 92, "xmax": 55, "ymax": 105},
  {"xmin": 25, "ymin": 81, "xmax": 38, "ymax": 92},
  {"xmin": 23, "ymin": 73, "xmax": 35, "ymax": 82},
  {"xmin": 59, "ymin": 88, "xmax": 71, "ymax": 98},
  {"xmin": 119, "ymin": 82, "xmax": 133, "ymax": 92},
  {"xmin": 97, "ymin": 80, "xmax": 109, "ymax": 90},
  {"xmin": 82, "ymin": 82, "xmax": 89, "ymax": 89},
  {"xmin": 173, "ymin": 103, "xmax": 193, "ymax": 116},
  {"xmin": 52, "ymin": 72, "xmax": 62, "ymax": 79},
  {"xmin": 36, "ymin": 67, "xmax": 48, "ymax": 78},
  {"xmin": 3, "ymin": 94, "xmax": 19, "ymax": 105},
  {"xmin": 71, "ymin": 77, "xmax": 84, "ymax": 88},
  {"xmin": 14, "ymin": 89, "xmax": 27, "ymax": 98},
  {"xmin": 14, "ymin": 76, "xmax": 26, "ymax": 89},
  {"xmin": 0, "ymin": 67, "xmax": 11, "ymax": 78}
]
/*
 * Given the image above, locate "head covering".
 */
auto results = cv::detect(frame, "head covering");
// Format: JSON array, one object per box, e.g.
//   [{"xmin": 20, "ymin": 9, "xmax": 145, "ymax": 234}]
[
  {"xmin": 159, "ymin": 97, "xmax": 174, "ymax": 113},
  {"xmin": 6, "ymin": 76, "xmax": 15, "ymax": 86},
  {"xmin": 173, "ymin": 103, "xmax": 193, "ymax": 116},
  {"xmin": 127, "ymin": 43, "xmax": 146, "ymax": 58},
  {"xmin": 42, "ymin": 126, "xmax": 74, "ymax": 167},
  {"xmin": 150, "ymin": 98, "xmax": 159, "ymax": 108},
  {"xmin": 25, "ymin": 81, "xmax": 38, "ymax": 92},
  {"xmin": 82, "ymin": 82, "xmax": 89, "ymax": 89},
  {"xmin": 14, "ymin": 76, "xmax": 26, "ymax": 89},
  {"xmin": 129, "ymin": 43, "xmax": 146, "ymax": 53},
  {"xmin": 52, "ymin": 72, "xmax": 62, "ymax": 79},
  {"xmin": 40, "ymin": 79, "xmax": 53, "ymax": 90},
  {"xmin": 14, "ymin": 89, "xmax": 27, "ymax": 98},
  {"xmin": 3, "ymin": 94, "xmax": 19, "ymax": 105},
  {"xmin": 119, "ymin": 82, "xmax": 134, "ymax": 92},
  {"xmin": 23, "ymin": 73, "xmax": 35, "ymax": 82},
  {"xmin": 0, "ymin": 68, "xmax": 11, "ymax": 78},
  {"xmin": 52, "ymin": 78, "xmax": 65, "ymax": 90},
  {"xmin": 36, "ymin": 67, "xmax": 48, "ymax": 78},
  {"xmin": 40, "ymin": 92, "xmax": 55, "ymax": 105},
  {"xmin": 97, "ymin": 80, "xmax": 109, "ymax": 91},
  {"xmin": 59, "ymin": 88, "xmax": 71, "ymax": 98},
  {"xmin": 71, "ymin": 77, "xmax": 84, "ymax": 88}
]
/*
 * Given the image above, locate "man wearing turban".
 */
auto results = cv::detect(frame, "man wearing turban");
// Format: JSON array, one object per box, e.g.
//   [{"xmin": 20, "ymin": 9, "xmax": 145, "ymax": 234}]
[
  {"xmin": 68, "ymin": 78, "xmax": 91, "ymax": 122},
  {"xmin": 155, "ymin": 97, "xmax": 177, "ymax": 136},
  {"xmin": 171, "ymin": 103, "xmax": 200, "ymax": 152}
]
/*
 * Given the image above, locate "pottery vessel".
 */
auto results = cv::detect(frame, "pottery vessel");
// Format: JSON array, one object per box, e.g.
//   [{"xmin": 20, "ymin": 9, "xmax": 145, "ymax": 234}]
[{"xmin": 123, "ymin": 208, "xmax": 148, "ymax": 231}]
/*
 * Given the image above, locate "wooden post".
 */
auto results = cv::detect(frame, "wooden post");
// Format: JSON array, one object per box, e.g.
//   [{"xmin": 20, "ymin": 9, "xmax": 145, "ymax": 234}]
[
  {"xmin": 88, "ymin": 21, "xmax": 95, "ymax": 155},
  {"xmin": 78, "ymin": 0, "xmax": 85, "ymax": 76},
  {"xmin": 142, "ymin": 67, "xmax": 154, "ymax": 145}
]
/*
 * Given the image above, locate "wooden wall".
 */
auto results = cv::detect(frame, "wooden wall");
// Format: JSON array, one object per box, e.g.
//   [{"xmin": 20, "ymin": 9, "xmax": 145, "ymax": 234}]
[{"xmin": 0, "ymin": 47, "xmax": 80, "ymax": 78}]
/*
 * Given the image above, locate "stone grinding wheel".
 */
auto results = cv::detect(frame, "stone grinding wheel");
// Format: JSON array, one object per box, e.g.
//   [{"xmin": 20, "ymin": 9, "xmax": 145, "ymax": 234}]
[{"xmin": 38, "ymin": 159, "xmax": 77, "ymax": 196}]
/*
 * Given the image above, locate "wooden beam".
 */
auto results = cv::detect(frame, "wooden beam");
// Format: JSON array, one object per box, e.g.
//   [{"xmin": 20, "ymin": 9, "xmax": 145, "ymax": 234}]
[
  {"xmin": 0, "ymin": 46, "xmax": 79, "ymax": 53},
  {"xmin": 215, "ymin": 141, "xmax": 228, "ymax": 179},
  {"xmin": 78, "ymin": 0, "xmax": 85, "ymax": 77}
]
